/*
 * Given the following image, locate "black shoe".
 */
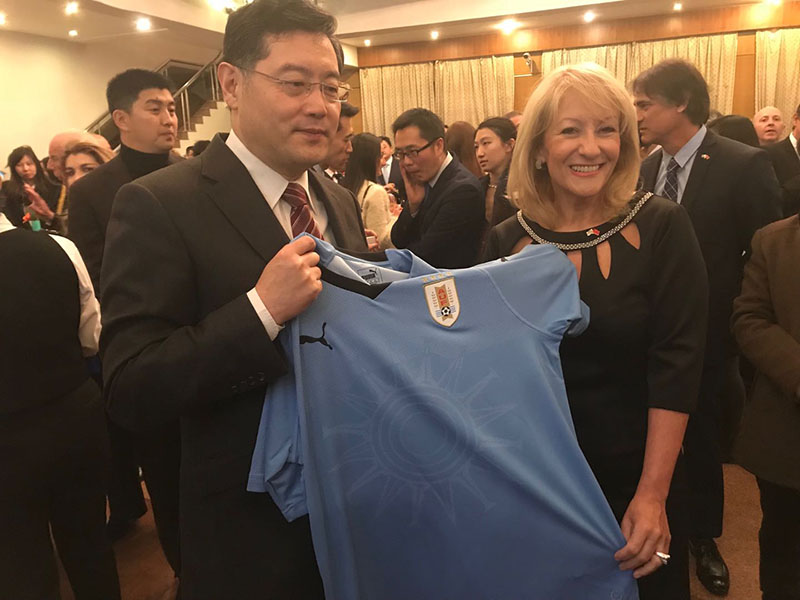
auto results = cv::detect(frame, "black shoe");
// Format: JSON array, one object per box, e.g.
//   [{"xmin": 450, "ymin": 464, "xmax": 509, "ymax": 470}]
[{"xmin": 689, "ymin": 537, "xmax": 730, "ymax": 596}]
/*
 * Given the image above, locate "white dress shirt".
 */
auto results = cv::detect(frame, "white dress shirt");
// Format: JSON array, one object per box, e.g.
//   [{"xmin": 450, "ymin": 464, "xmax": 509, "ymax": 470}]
[
  {"xmin": 0, "ymin": 213, "xmax": 101, "ymax": 356},
  {"xmin": 226, "ymin": 130, "xmax": 337, "ymax": 340},
  {"xmin": 381, "ymin": 156, "xmax": 393, "ymax": 183}
]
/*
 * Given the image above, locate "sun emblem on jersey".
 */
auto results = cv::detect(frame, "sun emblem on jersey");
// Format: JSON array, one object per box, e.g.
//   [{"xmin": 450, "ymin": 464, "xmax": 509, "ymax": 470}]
[
  {"xmin": 423, "ymin": 277, "xmax": 460, "ymax": 327},
  {"xmin": 323, "ymin": 354, "xmax": 520, "ymax": 525}
]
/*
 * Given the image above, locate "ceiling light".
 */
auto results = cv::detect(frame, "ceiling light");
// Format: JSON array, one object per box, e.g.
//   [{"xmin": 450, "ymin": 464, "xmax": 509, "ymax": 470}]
[
  {"xmin": 364, "ymin": 39, "xmax": 371, "ymax": 47},
  {"xmin": 0, "ymin": 12, "xmax": 6, "ymax": 25},
  {"xmin": 494, "ymin": 19, "xmax": 521, "ymax": 36},
  {"xmin": 430, "ymin": 30, "xmax": 439, "ymax": 40},
  {"xmin": 208, "ymin": 0, "xmax": 237, "ymax": 11},
  {"xmin": 673, "ymin": 2, "xmax": 682, "ymax": 10},
  {"xmin": 764, "ymin": 0, "xmax": 781, "ymax": 5},
  {"xmin": 135, "ymin": 17, "xmax": 151, "ymax": 31},
  {"xmin": 65, "ymin": 1, "xmax": 79, "ymax": 15},
  {"xmin": 583, "ymin": 10, "xmax": 596, "ymax": 23},
  {"xmin": 68, "ymin": 29, "xmax": 78, "ymax": 36}
]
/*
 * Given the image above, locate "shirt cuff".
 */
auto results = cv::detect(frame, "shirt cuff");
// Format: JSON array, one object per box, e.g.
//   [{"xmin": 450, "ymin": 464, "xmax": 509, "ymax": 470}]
[{"xmin": 247, "ymin": 288, "xmax": 284, "ymax": 341}]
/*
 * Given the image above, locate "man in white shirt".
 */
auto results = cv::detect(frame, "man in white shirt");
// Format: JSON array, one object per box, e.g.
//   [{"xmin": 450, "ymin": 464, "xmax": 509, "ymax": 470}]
[{"xmin": 97, "ymin": 0, "xmax": 367, "ymax": 598}]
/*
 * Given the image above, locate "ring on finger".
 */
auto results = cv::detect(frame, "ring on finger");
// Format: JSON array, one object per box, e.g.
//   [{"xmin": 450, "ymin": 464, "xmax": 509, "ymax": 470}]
[{"xmin": 654, "ymin": 551, "xmax": 670, "ymax": 566}]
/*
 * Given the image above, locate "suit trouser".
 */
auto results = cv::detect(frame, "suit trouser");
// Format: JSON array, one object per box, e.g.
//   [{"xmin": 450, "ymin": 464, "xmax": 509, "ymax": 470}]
[
  {"xmin": 0, "ymin": 380, "xmax": 121, "ymax": 600},
  {"xmin": 757, "ymin": 478, "xmax": 800, "ymax": 600},
  {"xmin": 106, "ymin": 417, "xmax": 148, "ymax": 522},
  {"xmin": 684, "ymin": 359, "xmax": 741, "ymax": 539},
  {"xmin": 138, "ymin": 421, "xmax": 182, "ymax": 576}
]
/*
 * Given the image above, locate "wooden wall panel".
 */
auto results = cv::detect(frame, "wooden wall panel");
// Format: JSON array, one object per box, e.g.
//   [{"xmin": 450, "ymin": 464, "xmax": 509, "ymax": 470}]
[
  {"xmin": 732, "ymin": 33, "xmax": 756, "ymax": 118},
  {"xmin": 358, "ymin": 2, "xmax": 800, "ymax": 68}
]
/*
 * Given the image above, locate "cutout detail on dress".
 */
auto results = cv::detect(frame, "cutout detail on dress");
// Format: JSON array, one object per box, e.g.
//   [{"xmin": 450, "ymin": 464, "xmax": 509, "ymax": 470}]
[
  {"xmin": 620, "ymin": 222, "xmax": 641, "ymax": 250},
  {"xmin": 597, "ymin": 241, "xmax": 611, "ymax": 280},
  {"xmin": 566, "ymin": 250, "xmax": 582, "ymax": 280}
]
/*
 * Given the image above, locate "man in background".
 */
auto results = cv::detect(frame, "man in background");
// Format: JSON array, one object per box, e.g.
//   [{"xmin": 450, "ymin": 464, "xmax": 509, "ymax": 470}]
[
  {"xmin": 752, "ymin": 106, "xmax": 786, "ymax": 147},
  {"xmin": 318, "ymin": 102, "xmax": 358, "ymax": 181}
]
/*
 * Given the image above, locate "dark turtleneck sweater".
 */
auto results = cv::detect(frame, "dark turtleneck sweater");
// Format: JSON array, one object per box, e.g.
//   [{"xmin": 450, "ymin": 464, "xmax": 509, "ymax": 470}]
[
  {"xmin": 119, "ymin": 143, "xmax": 173, "ymax": 180},
  {"xmin": 68, "ymin": 143, "xmax": 180, "ymax": 292}
]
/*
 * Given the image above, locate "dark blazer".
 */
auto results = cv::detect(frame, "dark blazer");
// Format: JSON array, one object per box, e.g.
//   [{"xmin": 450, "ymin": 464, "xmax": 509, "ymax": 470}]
[
  {"xmin": 0, "ymin": 179, "xmax": 60, "ymax": 228},
  {"xmin": 765, "ymin": 137, "xmax": 800, "ymax": 217},
  {"xmin": 99, "ymin": 134, "xmax": 367, "ymax": 598},
  {"xmin": 378, "ymin": 157, "xmax": 405, "ymax": 202},
  {"xmin": 640, "ymin": 130, "xmax": 782, "ymax": 367},
  {"xmin": 69, "ymin": 153, "xmax": 182, "ymax": 293},
  {"xmin": 390, "ymin": 156, "xmax": 484, "ymax": 268},
  {"xmin": 732, "ymin": 214, "xmax": 800, "ymax": 491},
  {"xmin": 479, "ymin": 171, "xmax": 516, "ymax": 227}
]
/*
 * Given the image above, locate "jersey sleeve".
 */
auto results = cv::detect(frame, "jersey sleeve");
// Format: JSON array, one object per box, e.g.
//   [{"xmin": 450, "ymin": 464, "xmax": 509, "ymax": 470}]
[
  {"xmin": 482, "ymin": 244, "xmax": 589, "ymax": 339},
  {"xmin": 247, "ymin": 326, "xmax": 308, "ymax": 521}
]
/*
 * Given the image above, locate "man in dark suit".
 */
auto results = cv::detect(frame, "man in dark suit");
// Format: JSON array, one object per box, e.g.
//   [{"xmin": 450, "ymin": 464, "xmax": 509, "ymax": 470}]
[
  {"xmin": 99, "ymin": 1, "xmax": 367, "ymax": 597},
  {"xmin": 635, "ymin": 59, "xmax": 782, "ymax": 597},
  {"xmin": 379, "ymin": 135, "xmax": 406, "ymax": 206},
  {"xmin": 390, "ymin": 108, "xmax": 484, "ymax": 268},
  {"xmin": 764, "ymin": 104, "xmax": 800, "ymax": 216},
  {"xmin": 317, "ymin": 101, "xmax": 358, "ymax": 181},
  {"xmin": 69, "ymin": 69, "xmax": 183, "ymax": 574}
]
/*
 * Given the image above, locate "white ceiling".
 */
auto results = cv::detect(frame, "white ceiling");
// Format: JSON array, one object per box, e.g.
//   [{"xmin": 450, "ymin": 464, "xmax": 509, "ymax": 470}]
[{"xmin": 0, "ymin": 0, "xmax": 777, "ymax": 49}]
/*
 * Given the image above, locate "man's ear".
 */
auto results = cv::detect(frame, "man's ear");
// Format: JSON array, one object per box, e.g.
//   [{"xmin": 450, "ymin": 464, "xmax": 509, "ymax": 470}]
[
  {"xmin": 218, "ymin": 62, "xmax": 243, "ymax": 111},
  {"xmin": 112, "ymin": 109, "xmax": 129, "ymax": 132}
]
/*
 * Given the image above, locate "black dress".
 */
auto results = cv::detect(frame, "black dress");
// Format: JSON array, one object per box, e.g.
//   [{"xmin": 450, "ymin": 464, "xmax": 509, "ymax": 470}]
[{"xmin": 484, "ymin": 192, "xmax": 709, "ymax": 600}]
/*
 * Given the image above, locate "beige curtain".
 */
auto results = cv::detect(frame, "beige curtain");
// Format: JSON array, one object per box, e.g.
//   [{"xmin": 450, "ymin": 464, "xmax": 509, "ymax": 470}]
[
  {"xmin": 629, "ymin": 34, "xmax": 737, "ymax": 114},
  {"xmin": 434, "ymin": 56, "xmax": 515, "ymax": 126},
  {"xmin": 359, "ymin": 63, "xmax": 435, "ymax": 138},
  {"xmin": 541, "ymin": 45, "xmax": 629, "ymax": 83},
  {"xmin": 541, "ymin": 33, "xmax": 737, "ymax": 114},
  {"xmin": 755, "ymin": 28, "xmax": 800, "ymax": 125}
]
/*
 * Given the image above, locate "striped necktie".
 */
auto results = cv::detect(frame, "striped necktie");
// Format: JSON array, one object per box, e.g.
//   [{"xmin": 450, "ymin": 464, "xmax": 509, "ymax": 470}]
[
  {"xmin": 282, "ymin": 182, "xmax": 323, "ymax": 240},
  {"xmin": 663, "ymin": 157, "xmax": 680, "ymax": 202}
]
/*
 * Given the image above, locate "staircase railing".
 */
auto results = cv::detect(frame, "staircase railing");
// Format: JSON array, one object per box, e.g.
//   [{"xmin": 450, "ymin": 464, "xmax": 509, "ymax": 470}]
[{"xmin": 86, "ymin": 52, "xmax": 223, "ymax": 149}]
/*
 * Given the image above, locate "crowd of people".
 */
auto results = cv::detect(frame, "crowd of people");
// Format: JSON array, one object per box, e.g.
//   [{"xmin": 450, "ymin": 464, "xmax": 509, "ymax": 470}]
[{"xmin": 1, "ymin": 0, "xmax": 799, "ymax": 599}]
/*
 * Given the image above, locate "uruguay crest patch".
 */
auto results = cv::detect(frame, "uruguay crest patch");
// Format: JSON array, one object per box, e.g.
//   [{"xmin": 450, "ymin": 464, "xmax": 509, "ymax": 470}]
[{"xmin": 424, "ymin": 277, "xmax": 460, "ymax": 327}]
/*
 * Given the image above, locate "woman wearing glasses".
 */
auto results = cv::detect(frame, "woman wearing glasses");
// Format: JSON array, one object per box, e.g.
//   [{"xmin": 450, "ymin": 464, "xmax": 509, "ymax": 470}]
[{"xmin": 484, "ymin": 63, "xmax": 708, "ymax": 599}]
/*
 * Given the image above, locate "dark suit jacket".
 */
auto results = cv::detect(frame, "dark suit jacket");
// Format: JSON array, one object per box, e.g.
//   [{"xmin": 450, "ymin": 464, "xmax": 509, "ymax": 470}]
[
  {"xmin": 732, "ymin": 214, "xmax": 800, "ymax": 491},
  {"xmin": 391, "ymin": 157, "xmax": 484, "ymax": 268},
  {"xmin": 68, "ymin": 153, "xmax": 182, "ymax": 293},
  {"xmin": 98, "ymin": 135, "xmax": 366, "ymax": 598},
  {"xmin": 378, "ymin": 157, "xmax": 405, "ymax": 202},
  {"xmin": 765, "ymin": 137, "xmax": 800, "ymax": 217},
  {"xmin": 640, "ymin": 130, "xmax": 782, "ymax": 367}
]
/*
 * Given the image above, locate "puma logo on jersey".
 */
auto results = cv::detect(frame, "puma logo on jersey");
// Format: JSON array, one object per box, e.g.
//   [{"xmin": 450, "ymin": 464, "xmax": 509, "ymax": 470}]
[{"xmin": 300, "ymin": 322, "xmax": 333, "ymax": 350}]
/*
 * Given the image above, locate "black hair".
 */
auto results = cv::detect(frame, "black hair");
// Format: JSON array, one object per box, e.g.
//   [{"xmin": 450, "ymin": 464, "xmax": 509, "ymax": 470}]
[
  {"xmin": 222, "ymin": 0, "xmax": 342, "ymax": 72},
  {"xmin": 707, "ymin": 114, "xmax": 760, "ymax": 148},
  {"xmin": 476, "ymin": 117, "xmax": 517, "ymax": 144},
  {"xmin": 632, "ymin": 59, "xmax": 710, "ymax": 126},
  {"xmin": 106, "ymin": 69, "xmax": 173, "ymax": 113},
  {"xmin": 341, "ymin": 133, "xmax": 381, "ymax": 197},
  {"xmin": 340, "ymin": 102, "xmax": 360, "ymax": 120},
  {"xmin": 379, "ymin": 135, "xmax": 392, "ymax": 148},
  {"xmin": 5, "ymin": 146, "xmax": 49, "ymax": 197},
  {"xmin": 392, "ymin": 108, "xmax": 445, "ymax": 142},
  {"xmin": 192, "ymin": 140, "xmax": 212, "ymax": 155}
]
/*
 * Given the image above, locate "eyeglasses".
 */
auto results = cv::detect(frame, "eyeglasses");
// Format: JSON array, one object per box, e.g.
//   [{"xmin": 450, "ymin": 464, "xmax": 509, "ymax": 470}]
[
  {"xmin": 392, "ymin": 137, "xmax": 440, "ymax": 160},
  {"xmin": 235, "ymin": 65, "xmax": 351, "ymax": 103}
]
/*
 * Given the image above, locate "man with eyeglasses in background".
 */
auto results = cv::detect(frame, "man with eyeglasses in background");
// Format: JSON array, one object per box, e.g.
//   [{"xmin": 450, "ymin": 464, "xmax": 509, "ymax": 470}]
[
  {"xmin": 98, "ymin": 0, "xmax": 367, "ymax": 597},
  {"xmin": 390, "ymin": 108, "xmax": 484, "ymax": 268}
]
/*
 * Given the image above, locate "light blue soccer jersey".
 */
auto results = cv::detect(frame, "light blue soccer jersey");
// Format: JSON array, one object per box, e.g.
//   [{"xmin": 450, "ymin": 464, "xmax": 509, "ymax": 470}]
[{"xmin": 249, "ymin": 236, "xmax": 638, "ymax": 600}]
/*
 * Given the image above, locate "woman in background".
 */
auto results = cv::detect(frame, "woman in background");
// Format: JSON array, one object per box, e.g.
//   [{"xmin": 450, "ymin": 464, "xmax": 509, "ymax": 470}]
[
  {"xmin": 0, "ymin": 146, "xmax": 60, "ymax": 229},
  {"xmin": 474, "ymin": 116, "xmax": 517, "ymax": 228},
  {"xmin": 446, "ymin": 121, "xmax": 482, "ymax": 178},
  {"xmin": 342, "ymin": 133, "xmax": 395, "ymax": 250}
]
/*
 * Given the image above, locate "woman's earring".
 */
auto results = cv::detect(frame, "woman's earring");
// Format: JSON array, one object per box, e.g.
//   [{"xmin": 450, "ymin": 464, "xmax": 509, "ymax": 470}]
[{"xmin": 535, "ymin": 158, "xmax": 545, "ymax": 170}]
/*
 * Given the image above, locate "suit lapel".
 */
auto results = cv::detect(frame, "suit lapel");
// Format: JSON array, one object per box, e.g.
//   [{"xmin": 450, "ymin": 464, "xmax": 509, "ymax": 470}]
[
  {"xmin": 680, "ymin": 130, "xmax": 715, "ymax": 212},
  {"xmin": 200, "ymin": 136, "xmax": 289, "ymax": 262},
  {"xmin": 309, "ymin": 169, "xmax": 352, "ymax": 244},
  {"xmin": 640, "ymin": 149, "xmax": 662, "ymax": 192}
]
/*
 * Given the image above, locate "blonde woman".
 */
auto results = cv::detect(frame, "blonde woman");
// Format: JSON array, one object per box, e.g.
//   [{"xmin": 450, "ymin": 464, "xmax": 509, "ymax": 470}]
[{"xmin": 484, "ymin": 63, "xmax": 708, "ymax": 599}]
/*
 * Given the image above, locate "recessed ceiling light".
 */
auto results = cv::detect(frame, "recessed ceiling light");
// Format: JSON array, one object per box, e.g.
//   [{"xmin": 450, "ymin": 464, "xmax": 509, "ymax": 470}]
[
  {"xmin": 583, "ymin": 10, "xmax": 596, "ymax": 23},
  {"xmin": 0, "ymin": 12, "xmax": 6, "ymax": 25},
  {"xmin": 364, "ymin": 39, "xmax": 371, "ymax": 47},
  {"xmin": 673, "ymin": 2, "xmax": 682, "ymax": 10},
  {"xmin": 494, "ymin": 19, "xmax": 521, "ymax": 36},
  {"xmin": 764, "ymin": 0, "xmax": 781, "ymax": 5},
  {"xmin": 430, "ymin": 30, "xmax": 439, "ymax": 40},
  {"xmin": 68, "ymin": 29, "xmax": 78, "ymax": 37},
  {"xmin": 65, "ymin": 2, "xmax": 79, "ymax": 15},
  {"xmin": 135, "ymin": 17, "xmax": 151, "ymax": 31}
]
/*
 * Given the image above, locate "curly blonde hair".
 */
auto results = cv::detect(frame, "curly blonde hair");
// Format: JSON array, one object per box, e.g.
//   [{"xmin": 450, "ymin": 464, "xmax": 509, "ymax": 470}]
[{"xmin": 508, "ymin": 62, "xmax": 641, "ymax": 228}]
